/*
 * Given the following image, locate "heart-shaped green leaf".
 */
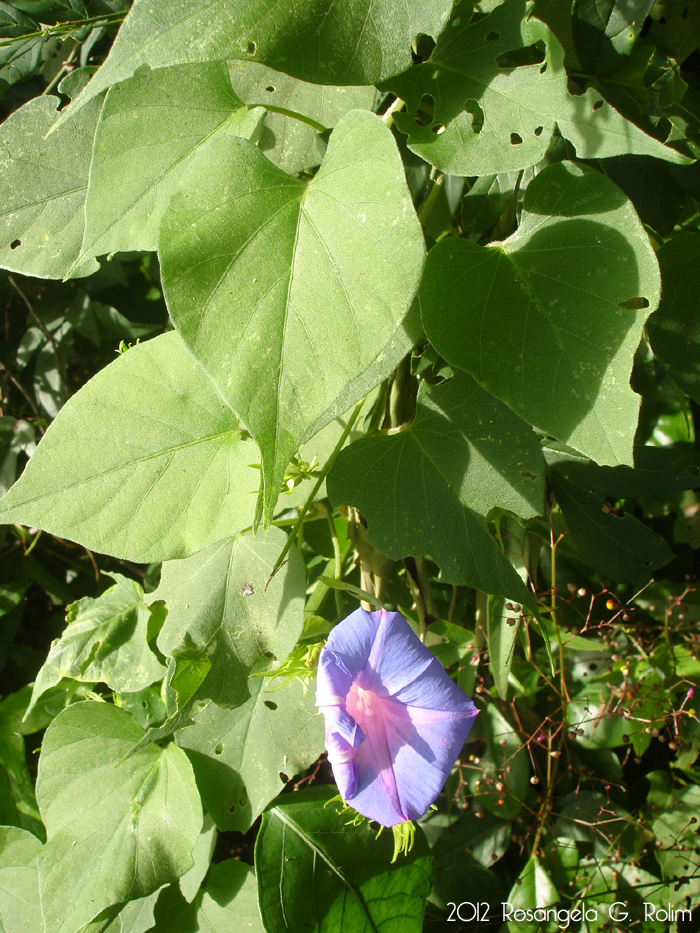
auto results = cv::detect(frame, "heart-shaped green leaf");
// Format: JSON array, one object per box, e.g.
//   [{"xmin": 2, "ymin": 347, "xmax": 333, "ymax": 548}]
[
  {"xmin": 57, "ymin": 0, "xmax": 453, "ymax": 122},
  {"xmin": 421, "ymin": 161, "xmax": 659, "ymax": 466},
  {"xmin": 36, "ymin": 701, "xmax": 202, "ymax": 933},
  {"xmin": 159, "ymin": 110, "xmax": 425, "ymax": 525},
  {"xmin": 328, "ymin": 370, "xmax": 542, "ymax": 605},
  {"xmin": 0, "ymin": 332, "xmax": 261, "ymax": 561},
  {"xmin": 155, "ymin": 528, "xmax": 306, "ymax": 709},
  {"xmin": 81, "ymin": 61, "xmax": 264, "ymax": 263}
]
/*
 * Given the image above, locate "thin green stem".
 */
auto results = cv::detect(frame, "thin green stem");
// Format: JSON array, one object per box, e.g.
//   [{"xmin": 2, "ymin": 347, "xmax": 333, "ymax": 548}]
[
  {"xmin": 265, "ymin": 398, "xmax": 365, "ymax": 588},
  {"xmin": 0, "ymin": 12, "xmax": 127, "ymax": 48},
  {"xmin": 42, "ymin": 44, "xmax": 78, "ymax": 96},
  {"xmin": 381, "ymin": 96, "xmax": 405, "ymax": 128},
  {"xmin": 418, "ymin": 171, "xmax": 444, "ymax": 224},
  {"xmin": 322, "ymin": 502, "xmax": 344, "ymax": 616},
  {"xmin": 256, "ymin": 105, "xmax": 326, "ymax": 132}
]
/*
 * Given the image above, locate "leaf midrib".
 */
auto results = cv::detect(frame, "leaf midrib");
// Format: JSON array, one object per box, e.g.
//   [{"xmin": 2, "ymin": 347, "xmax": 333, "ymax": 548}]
[{"xmin": 271, "ymin": 807, "xmax": 381, "ymax": 933}]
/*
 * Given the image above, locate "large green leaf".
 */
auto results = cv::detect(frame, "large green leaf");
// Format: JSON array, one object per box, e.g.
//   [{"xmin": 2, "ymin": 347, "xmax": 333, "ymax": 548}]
[
  {"xmin": 80, "ymin": 61, "xmax": 265, "ymax": 263},
  {"xmin": 0, "ymin": 332, "xmax": 261, "ymax": 562},
  {"xmin": 327, "ymin": 371, "xmax": 542, "ymax": 605},
  {"xmin": 647, "ymin": 232, "xmax": 700, "ymax": 405},
  {"xmin": 0, "ymin": 826, "xmax": 42, "ymax": 931},
  {"xmin": 159, "ymin": 111, "xmax": 425, "ymax": 525},
  {"xmin": 572, "ymin": 0, "xmax": 655, "ymax": 75},
  {"xmin": 551, "ymin": 472, "xmax": 673, "ymax": 585},
  {"xmin": 421, "ymin": 161, "xmax": 659, "ymax": 467},
  {"xmin": 26, "ymin": 573, "xmax": 165, "ymax": 720},
  {"xmin": 57, "ymin": 0, "xmax": 453, "ymax": 121},
  {"xmin": 154, "ymin": 528, "xmax": 306, "ymax": 709},
  {"xmin": 227, "ymin": 61, "xmax": 375, "ymax": 174},
  {"xmin": 386, "ymin": 0, "xmax": 687, "ymax": 176},
  {"xmin": 0, "ymin": 92, "xmax": 102, "ymax": 280},
  {"xmin": 36, "ymin": 701, "xmax": 202, "ymax": 933},
  {"xmin": 148, "ymin": 861, "xmax": 264, "ymax": 932},
  {"xmin": 255, "ymin": 786, "xmax": 434, "ymax": 933},
  {"xmin": 198, "ymin": 860, "xmax": 264, "ymax": 932},
  {"xmin": 177, "ymin": 677, "xmax": 323, "ymax": 832}
]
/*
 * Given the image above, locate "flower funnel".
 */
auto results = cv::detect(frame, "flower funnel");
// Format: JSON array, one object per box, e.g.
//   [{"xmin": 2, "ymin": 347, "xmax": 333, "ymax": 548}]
[{"xmin": 316, "ymin": 608, "xmax": 478, "ymax": 826}]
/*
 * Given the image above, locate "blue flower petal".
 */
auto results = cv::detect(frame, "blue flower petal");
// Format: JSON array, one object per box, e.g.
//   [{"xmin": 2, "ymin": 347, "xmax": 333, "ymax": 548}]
[
  {"xmin": 393, "ymin": 655, "xmax": 479, "ymax": 712},
  {"xmin": 316, "ymin": 609, "xmax": 478, "ymax": 826},
  {"xmin": 316, "ymin": 648, "xmax": 354, "ymax": 707},
  {"xmin": 323, "ymin": 606, "xmax": 376, "ymax": 678},
  {"xmin": 357, "ymin": 610, "xmax": 436, "ymax": 696}
]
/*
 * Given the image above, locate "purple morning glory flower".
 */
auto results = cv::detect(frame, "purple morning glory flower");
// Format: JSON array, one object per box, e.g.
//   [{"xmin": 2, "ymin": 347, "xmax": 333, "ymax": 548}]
[{"xmin": 315, "ymin": 607, "xmax": 478, "ymax": 827}]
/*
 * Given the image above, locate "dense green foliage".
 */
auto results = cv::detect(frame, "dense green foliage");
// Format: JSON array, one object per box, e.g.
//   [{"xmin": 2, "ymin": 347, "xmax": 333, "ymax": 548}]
[{"xmin": 1, "ymin": 1, "xmax": 700, "ymax": 930}]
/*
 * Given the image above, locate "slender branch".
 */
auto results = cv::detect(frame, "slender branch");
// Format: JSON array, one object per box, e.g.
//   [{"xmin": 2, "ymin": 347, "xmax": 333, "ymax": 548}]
[
  {"xmin": 0, "ymin": 362, "xmax": 39, "ymax": 417},
  {"xmin": 0, "ymin": 12, "xmax": 127, "ymax": 49},
  {"xmin": 8, "ymin": 276, "xmax": 68, "ymax": 393}
]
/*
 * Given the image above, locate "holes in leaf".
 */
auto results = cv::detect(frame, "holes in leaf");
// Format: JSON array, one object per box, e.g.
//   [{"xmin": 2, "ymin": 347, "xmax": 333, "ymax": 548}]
[
  {"xmin": 592, "ymin": 98, "xmax": 604, "ymax": 111},
  {"xmin": 264, "ymin": 700, "xmax": 278, "ymax": 710},
  {"xmin": 510, "ymin": 132, "xmax": 523, "ymax": 145},
  {"xmin": 485, "ymin": 30, "xmax": 500, "ymax": 41},
  {"xmin": 589, "ymin": 662, "xmax": 598, "ymax": 672},
  {"xmin": 534, "ymin": 125, "xmax": 543, "ymax": 136},
  {"xmin": 239, "ymin": 787, "xmax": 248, "ymax": 807},
  {"xmin": 229, "ymin": 804, "xmax": 237, "ymax": 813},
  {"xmin": 520, "ymin": 470, "xmax": 537, "ymax": 480},
  {"xmin": 414, "ymin": 94, "xmax": 435, "ymax": 127},
  {"xmin": 10, "ymin": 239, "xmax": 20, "ymax": 249},
  {"xmin": 412, "ymin": 33, "xmax": 436, "ymax": 62},
  {"xmin": 432, "ymin": 124, "xmax": 446, "ymax": 135},
  {"xmin": 618, "ymin": 297, "xmax": 649, "ymax": 310},
  {"xmin": 246, "ymin": 40, "xmax": 257, "ymax": 55},
  {"xmin": 465, "ymin": 99, "xmax": 484, "ymax": 134},
  {"xmin": 496, "ymin": 43, "xmax": 545, "ymax": 69},
  {"xmin": 279, "ymin": 771, "xmax": 289, "ymax": 783},
  {"xmin": 265, "ymin": 85, "xmax": 275, "ymax": 93},
  {"xmin": 214, "ymin": 743, "xmax": 224, "ymax": 755}
]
